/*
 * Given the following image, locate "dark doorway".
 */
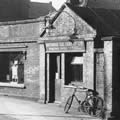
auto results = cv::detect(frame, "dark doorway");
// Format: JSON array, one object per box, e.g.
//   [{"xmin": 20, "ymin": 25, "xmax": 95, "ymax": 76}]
[
  {"xmin": 49, "ymin": 54, "xmax": 56, "ymax": 102},
  {"xmin": 49, "ymin": 53, "xmax": 61, "ymax": 103},
  {"xmin": 112, "ymin": 50, "xmax": 120, "ymax": 118}
]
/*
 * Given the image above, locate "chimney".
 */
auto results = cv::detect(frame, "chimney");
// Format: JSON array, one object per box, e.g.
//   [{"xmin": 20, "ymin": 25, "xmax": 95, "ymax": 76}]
[
  {"xmin": 66, "ymin": 0, "xmax": 79, "ymax": 5},
  {"xmin": 67, "ymin": 0, "xmax": 88, "ymax": 7},
  {"xmin": 49, "ymin": 1, "xmax": 53, "ymax": 13}
]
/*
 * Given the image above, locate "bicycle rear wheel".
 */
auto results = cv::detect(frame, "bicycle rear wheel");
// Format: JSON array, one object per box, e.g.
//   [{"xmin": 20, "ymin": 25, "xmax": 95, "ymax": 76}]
[
  {"xmin": 64, "ymin": 96, "xmax": 73, "ymax": 113},
  {"xmin": 87, "ymin": 96, "xmax": 104, "ymax": 117}
]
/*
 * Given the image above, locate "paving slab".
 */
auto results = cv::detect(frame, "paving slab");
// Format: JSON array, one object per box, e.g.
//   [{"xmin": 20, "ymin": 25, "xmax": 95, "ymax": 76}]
[{"xmin": 0, "ymin": 96, "xmax": 102, "ymax": 120}]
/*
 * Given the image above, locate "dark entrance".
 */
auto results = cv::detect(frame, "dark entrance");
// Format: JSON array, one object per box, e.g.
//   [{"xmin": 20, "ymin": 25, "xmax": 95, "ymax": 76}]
[
  {"xmin": 112, "ymin": 50, "xmax": 120, "ymax": 118},
  {"xmin": 49, "ymin": 53, "xmax": 61, "ymax": 103}
]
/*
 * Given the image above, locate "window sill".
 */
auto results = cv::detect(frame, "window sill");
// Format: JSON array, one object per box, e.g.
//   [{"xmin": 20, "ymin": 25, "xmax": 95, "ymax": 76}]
[
  {"xmin": 0, "ymin": 82, "xmax": 25, "ymax": 88},
  {"xmin": 64, "ymin": 85, "xmax": 87, "ymax": 92},
  {"xmin": 70, "ymin": 81, "xmax": 84, "ymax": 85}
]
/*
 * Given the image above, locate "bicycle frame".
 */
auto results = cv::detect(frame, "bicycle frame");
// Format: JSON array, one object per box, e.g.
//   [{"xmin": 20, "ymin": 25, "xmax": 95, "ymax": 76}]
[
  {"xmin": 72, "ymin": 88, "xmax": 81, "ymax": 104},
  {"xmin": 64, "ymin": 85, "xmax": 104, "ymax": 118}
]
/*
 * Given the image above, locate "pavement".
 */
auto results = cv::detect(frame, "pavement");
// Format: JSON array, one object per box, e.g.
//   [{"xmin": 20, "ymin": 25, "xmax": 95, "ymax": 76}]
[{"xmin": 0, "ymin": 96, "xmax": 102, "ymax": 120}]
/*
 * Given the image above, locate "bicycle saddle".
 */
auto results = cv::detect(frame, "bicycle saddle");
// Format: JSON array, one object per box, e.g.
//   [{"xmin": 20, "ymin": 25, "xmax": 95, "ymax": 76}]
[{"xmin": 88, "ymin": 89, "xmax": 99, "ymax": 95}]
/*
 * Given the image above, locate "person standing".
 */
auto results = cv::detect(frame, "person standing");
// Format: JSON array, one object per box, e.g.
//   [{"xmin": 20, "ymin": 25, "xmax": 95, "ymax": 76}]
[{"xmin": 12, "ymin": 60, "xmax": 18, "ymax": 82}]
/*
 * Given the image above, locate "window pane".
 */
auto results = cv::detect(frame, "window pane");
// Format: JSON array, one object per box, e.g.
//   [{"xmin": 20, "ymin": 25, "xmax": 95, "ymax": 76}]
[{"xmin": 72, "ymin": 64, "xmax": 83, "ymax": 82}]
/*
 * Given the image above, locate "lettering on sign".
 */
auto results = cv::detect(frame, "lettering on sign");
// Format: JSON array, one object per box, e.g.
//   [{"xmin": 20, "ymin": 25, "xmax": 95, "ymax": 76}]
[
  {"xmin": 45, "ymin": 41, "xmax": 85, "ymax": 52},
  {"xmin": 0, "ymin": 26, "xmax": 9, "ymax": 38}
]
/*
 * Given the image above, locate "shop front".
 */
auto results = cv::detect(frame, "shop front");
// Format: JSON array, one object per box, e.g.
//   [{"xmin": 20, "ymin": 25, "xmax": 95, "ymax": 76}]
[
  {"xmin": 45, "ymin": 40, "xmax": 87, "ymax": 103},
  {"xmin": 38, "ymin": 2, "xmax": 96, "ymax": 103},
  {"xmin": 39, "ymin": 37, "xmax": 95, "ymax": 104}
]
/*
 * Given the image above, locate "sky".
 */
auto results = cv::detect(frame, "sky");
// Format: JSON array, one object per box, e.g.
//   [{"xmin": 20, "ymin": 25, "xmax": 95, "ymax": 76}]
[{"xmin": 31, "ymin": 0, "xmax": 66, "ymax": 10}]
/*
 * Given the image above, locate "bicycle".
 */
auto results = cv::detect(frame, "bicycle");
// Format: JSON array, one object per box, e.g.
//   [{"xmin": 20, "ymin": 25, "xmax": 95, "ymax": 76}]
[{"xmin": 64, "ymin": 85, "xmax": 104, "ymax": 118}]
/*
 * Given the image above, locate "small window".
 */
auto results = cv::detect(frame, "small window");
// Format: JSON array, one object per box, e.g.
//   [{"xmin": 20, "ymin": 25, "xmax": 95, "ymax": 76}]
[
  {"xmin": 71, "ymin": 64, "xmax": 83, "ymax": 82},
  {"xmin": 65, "ymin": 53, "xmax": 83, "ymax": 85}
]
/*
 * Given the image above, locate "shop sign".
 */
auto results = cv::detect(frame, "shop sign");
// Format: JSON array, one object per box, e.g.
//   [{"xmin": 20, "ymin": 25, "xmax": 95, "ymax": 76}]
[{"xmin": 45, "ymin": 41, "xmax": 85, "ymax": 53}]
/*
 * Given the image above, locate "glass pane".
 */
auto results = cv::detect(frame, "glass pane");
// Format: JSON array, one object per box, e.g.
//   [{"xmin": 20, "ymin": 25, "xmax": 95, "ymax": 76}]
[{"xmin": 72, "ymin": 64, "xmax": 83, "ymax": 82}]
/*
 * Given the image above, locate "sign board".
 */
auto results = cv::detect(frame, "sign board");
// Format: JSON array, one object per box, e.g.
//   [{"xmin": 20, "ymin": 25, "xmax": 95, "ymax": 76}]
[{"xmin": 45, "ymin": 41, "xmax": 85, "ymax": 53}]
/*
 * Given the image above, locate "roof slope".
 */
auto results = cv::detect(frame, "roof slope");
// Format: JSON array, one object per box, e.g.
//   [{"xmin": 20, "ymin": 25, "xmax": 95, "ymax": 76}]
[
  {"xmin": 66, "ymin": 3, "xmax": 120, "ymax": 37},
  {"xmin": 29, "ymin": 2, "xmax": 56, "ymax": 18},
  {"xmin": 88, "ymin": 0, "xmax": 120, "ymax": 10}
]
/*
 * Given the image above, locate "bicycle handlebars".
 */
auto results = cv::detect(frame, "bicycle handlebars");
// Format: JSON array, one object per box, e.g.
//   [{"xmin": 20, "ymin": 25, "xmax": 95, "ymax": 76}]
[
  {"xmin": 65, "ymin": 84, "xmax": 87, "ymax": 90},
  {"xmin": 65, "ymin": 84, "xmax": 99, "ymax": 95}
]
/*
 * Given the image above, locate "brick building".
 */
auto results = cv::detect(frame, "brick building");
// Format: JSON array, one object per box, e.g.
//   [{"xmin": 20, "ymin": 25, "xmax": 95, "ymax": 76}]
[
  {"xmin": 39, "ymin": 1, "xmax": 120, "ymax": 120},
  {"xmin": 0, "ymin": 18, "xmax": 45, "ymax": 99},
  {"xmin": 0, "ymin": 0, "xmax": 120, "ymax": 120}
]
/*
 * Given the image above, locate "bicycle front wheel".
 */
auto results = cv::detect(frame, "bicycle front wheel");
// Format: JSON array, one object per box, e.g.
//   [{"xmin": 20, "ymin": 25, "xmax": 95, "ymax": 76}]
[
  {"xmin": 64, "ymin": 96, "xmax": 73, "ymax": 113},
  {"xmin": 81, "ymin": 101, "xmax": 91, "ymax": 114}
]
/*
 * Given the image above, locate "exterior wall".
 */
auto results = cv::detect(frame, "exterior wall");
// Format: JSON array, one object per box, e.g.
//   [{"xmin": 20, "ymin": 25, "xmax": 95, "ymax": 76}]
[
  {"xmin": 62, "ymin": 40, "xmax": 94, "ymax": 106},
  {"xmin": 84, "ymin": 41, "xmax": 94, "ymax": 89},
  {"xmin": 45, "ymin": 7, "xmax": 96, "ymax": 37},
  {"xmin": 103, "ymin": 39, "xmax": 120, "ymax": 119},
  {"xmin": 104, "ymin": 40, "xmax": 113, "ymax": 118},
  {"xmin": 0, "ymin": 19, "xmax": 44, "ymax": 100},
  {"xmin": 95, "ymin": 52, "xmax": 104, "ymax": 99},
  {"xmin": 0, "ymin": 43, "xmax": 40, "ymax": 100},
  {"xmin": 39, "ymin": 43, "xmax": 46, "ymax": 102},
  {"xmin": 0, "ymin": 21, "xmax": 44, "ymax": 40},
  {"xmin": 42, "ymin": 5, "xmax": 96, "ymax": 105}
]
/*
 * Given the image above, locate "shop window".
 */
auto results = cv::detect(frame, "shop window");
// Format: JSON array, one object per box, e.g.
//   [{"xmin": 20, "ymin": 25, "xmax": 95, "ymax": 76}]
[
  {"xmin": 65, "ymin": 53, "xmax": 83, "ymax": 85},
  {"xmin": 0, "ymin": 52, "xmax": 25, "ymax": 87},
  {"xmin": 71, "ymin": 64, "xmax": 83, "ymax": 83}
]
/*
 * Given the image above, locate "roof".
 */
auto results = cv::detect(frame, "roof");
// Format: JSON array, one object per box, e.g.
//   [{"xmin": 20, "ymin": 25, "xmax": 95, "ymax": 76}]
[
  {"xmin": 87, "ymin": 0, "xmax": 120, "ymax": 10},
  {"xmin": 29, "ymin": 2, "xmax": 56, "ymax": 18},
  {"xmin": 0, "ymin": 0, "xmax": 55, "ymax": 21},
  {"xmin": 66, "ymin": 3, "xmax": 120, "ymax": 37}
]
